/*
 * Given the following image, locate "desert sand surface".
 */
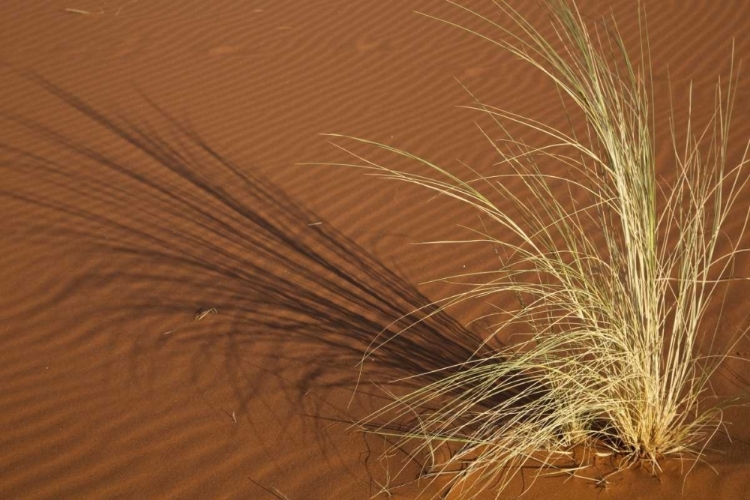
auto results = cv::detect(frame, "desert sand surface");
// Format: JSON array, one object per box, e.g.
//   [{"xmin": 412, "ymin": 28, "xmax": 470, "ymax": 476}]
[{"xmin": 2, "ymin": 0, "xmax": 750, "ymax": 498}]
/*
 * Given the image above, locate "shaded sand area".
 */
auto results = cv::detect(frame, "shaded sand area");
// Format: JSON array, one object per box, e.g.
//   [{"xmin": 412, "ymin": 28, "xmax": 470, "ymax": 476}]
[{"xmin": 2, "ymin": 1, "xmax": 750, "ymax": 498}]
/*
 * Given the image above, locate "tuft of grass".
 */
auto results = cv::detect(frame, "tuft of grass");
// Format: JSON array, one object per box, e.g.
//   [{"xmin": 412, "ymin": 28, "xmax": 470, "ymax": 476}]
[{"xmin": 324, "ymin": 0, "xmax": 750, "ymax": 497}]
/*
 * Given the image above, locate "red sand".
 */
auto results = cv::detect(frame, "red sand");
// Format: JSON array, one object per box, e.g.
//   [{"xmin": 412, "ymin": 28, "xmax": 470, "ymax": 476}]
[{"xmin": 2, "ymin": 1, "xmax": 750, "ymax": 498}]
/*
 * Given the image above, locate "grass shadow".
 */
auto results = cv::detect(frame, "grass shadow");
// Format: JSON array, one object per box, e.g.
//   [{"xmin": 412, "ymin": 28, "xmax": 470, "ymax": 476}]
[{"xmin": 0, "ymin": 76, "xmax": 543, "ymax": 491}]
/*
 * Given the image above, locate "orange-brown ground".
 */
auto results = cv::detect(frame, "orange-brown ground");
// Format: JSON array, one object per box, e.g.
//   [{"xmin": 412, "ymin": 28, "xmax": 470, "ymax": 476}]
[{"xmin": 2, "ymin": 1, "xmax": 750, "ymax": 498}]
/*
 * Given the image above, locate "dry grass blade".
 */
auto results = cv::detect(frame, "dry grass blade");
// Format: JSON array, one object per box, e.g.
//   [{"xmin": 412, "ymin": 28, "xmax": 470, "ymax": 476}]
[{"xmin": 321, "ymin": 1, "xmax": 750, "ymax": 498}]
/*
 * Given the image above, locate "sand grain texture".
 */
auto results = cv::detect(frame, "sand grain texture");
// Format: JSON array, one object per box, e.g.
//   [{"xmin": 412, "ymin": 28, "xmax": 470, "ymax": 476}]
[{"xmin": 2, "ymin": 1, "xmax": 750, "ymax": 498}]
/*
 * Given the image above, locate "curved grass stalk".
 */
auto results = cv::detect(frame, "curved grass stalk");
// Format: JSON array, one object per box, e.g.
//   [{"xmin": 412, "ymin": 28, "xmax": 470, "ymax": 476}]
[{"xmin": 325, "ymin": 1, "xmax": 750, "ymax": 497}]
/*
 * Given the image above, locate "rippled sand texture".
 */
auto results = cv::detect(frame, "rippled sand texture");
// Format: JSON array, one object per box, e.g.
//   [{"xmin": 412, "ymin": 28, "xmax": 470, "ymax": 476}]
[{"xmin": 2, "ymin": 1, "xmax": 750, "ymax": 498}]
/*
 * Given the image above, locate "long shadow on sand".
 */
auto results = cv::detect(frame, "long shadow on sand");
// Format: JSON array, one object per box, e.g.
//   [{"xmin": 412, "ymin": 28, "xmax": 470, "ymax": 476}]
[
  {"xmin": 1, "ymin": 78, "xmax": 517, "ymax": 405},
  {"xmin": 1, "ymin": 78, "xmax": 555, "ymax": 493}
]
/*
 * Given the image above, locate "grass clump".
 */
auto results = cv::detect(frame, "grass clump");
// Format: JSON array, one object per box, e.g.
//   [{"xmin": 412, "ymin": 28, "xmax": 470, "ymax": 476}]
[{"xmin": 326, "ymin": 0, "xmax": 750, "ymax": 496}]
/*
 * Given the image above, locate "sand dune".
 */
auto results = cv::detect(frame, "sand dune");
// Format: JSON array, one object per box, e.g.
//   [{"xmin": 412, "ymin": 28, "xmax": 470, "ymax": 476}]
[{"xmin": 2, "ymin": 1, "xmax": 750, "ymax": 498}]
